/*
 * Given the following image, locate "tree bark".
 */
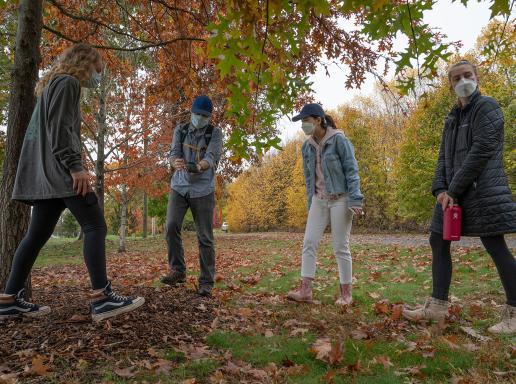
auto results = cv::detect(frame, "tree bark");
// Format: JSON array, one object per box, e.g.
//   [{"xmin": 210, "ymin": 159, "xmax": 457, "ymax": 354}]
[
  {"xmin": 118, "ymin": 185, "xmax": 128, "ymax": 253},
  {"xmin": 142, "ymin": 135, "xmax": 148, "ymax": 238},
  {"xmin": 94, "ymin": 72, "xmax": 108, "ymax": 213},
  {"xmin": 0, "ymin": 0, "xmax": 43, "ymax": 293},
  {"xmin": 143, "ymin": 192, "xmax": 148, "ymax": 238}
]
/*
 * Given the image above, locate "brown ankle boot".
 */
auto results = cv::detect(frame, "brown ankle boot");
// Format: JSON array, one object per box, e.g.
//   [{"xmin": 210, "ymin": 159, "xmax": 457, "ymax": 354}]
[
  {"xmin": 402, "ymin": 297, "xmax": 448, "ymax": 322},
  {"xmin": 335, "ymin": 284, "xmax": 352, "ymax": 306},
  {"xmin": 287, "ymin": 278, "xmax": 313, "ymax": 303}
]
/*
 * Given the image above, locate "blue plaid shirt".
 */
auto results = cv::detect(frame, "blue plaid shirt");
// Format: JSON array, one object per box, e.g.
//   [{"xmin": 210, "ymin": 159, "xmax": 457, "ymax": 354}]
[{"xmin": 169, "ymin": 123, "xmax": 223, "ymax": 198}]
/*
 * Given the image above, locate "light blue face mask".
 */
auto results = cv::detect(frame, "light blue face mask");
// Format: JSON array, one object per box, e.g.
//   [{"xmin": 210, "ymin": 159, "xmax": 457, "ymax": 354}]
[
  {"xmin": 84, "ymin": 71, "xmax": 102, "ymax": 88},
  {"xmin": 191, "ymin": 113, "xmax": 210, "ymax": 129}
]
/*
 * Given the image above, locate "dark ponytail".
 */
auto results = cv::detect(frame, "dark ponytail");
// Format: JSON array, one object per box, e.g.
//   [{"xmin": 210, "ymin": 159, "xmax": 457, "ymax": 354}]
[
  {"xmin": 324, "ymin": 114, "xmax": 336, "ymax": 129},
  {"xmin": 310, "ymin": 114, "xmax": 336, "ymax": 130}
]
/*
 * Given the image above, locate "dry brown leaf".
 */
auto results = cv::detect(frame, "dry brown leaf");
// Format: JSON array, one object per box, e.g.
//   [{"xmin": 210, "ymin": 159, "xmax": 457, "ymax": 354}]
[
  {"xmin": 248, "ymin": 368, "xmax": 268, "ymax": 380},
  {"xmin": 328, "ymin": 339, "xmax": 343, "ymax": 365},
  {"xmin": 0, "ymin": 373, "xmax": 18, "ymax": 384},
  {"xmin": 350, "ymin": 329, "xmax": 369, "ymax": 340},
  {"xmin": 55, "ymin": 314, "xmax": 90, "ymax": 324},
  {"xmin": 114, "ymin": 366, "xmax": 136, "ymax": 378},
  {"xmin": 390, "ymin": 305, "xmax": 402, "ymax": 321},
  {"xmin": 368, "ymin": 292, "xmax": 381, "ymax": 300},
  {"xmin": 290, "ymin": 328, "xmax": 309, "ymax": 336},
  {"xmin": 373, "ymin": 355, "xmax": 393, "ymax": 369},
  {"xmin": 375, "ymin": 301, "xmax": 390, "ymax": 315},
  {"xmin": 147, "ymin": 347, "xmax": 159, "ymax": 357},
  {"xmin": 347, "ymin": 359, "xmax": 362, "ymax": 373},
  {"xmin": 238, "ymin": 307, "xmax": 253, "ymax": 317},
  {"xmin": 286, "ymin": 364, "xmax": 309, "ymax": 376},
  {"xmin": 182, "ymin": 379, "xmax": 196, "ymax": 384},
  {"xmin": 153, "ymin": 359, "xmax": 174, "ymax": 375},
  {"xmin": 460, "ymin": 326, "xmax": 491, "ymax": 342},
  {"xmin": 323, "ymin": 370, "xmax": 336, "ymax": 382},
  {"xmin": 310, "ymin": 338, "xmax": 332, "ymax": 362},
  {"xmin": 309, "ymin": 337, "xmax": 343, "ymax": 365},
  {"xmin": 27, "ymin": 355, "xmax": 50, "ymax": 377}
]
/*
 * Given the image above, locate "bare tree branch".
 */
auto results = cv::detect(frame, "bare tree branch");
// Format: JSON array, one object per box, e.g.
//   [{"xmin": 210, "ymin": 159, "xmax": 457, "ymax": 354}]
[{"xmin": 42, "ymin": 24, "xmax": 205, "ymax": 51}]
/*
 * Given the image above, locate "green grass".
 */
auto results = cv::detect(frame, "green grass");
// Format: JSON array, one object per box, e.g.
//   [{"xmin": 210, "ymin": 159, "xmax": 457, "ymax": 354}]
[
  {"xmin": 102, "ymin": 359, "xmax": 219, "ymax": 384},
  {"xmin": 32, "ymin": 233, "xmax": 516, "ymax": 383},
  {"xmin": 206, "ymin": 330, "xmax": 477, "ymax": 383}
]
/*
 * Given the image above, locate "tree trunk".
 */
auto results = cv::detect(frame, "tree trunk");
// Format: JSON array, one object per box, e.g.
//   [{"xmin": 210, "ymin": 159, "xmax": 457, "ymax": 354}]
[
  {"xmin": 142, "ymin": 93, "xmax": 149, "ymax": 238},
  {"xmin": 142, "ymin": 134, "xmax": 148, "ymax": 238},
  {"xmin": 0, "ymin": 0, "xmax": 43, "ymax": 293},
  {"xmin": 143, "ymin": 192, "xmax": 148, "ymax": 238},
  {"xmin": 94, "ymin": 72, "xmax": 108, "ymax": 213},
  {"xmin": 118, "ymin": 185, "xmax": 128, "ymax": 253}
]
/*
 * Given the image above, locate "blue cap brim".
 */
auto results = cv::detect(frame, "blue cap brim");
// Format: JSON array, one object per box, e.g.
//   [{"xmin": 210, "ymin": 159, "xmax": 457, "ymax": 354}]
[
  {"xmin": 292, "ymin": 112, "xmax": 308, "ymax": 122},
  {"xmin": 191, "ymin": 107, "xmax": 212, "ymax": 117}
]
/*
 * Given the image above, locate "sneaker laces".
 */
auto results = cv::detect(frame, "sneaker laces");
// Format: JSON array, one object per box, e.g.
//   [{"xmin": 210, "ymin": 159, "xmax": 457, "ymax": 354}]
[
  {"xmin": 15, "ymin": 295, "xmax": 37, "ymax": 309},
  {"xmin": 106, "ymin": 290, "xmax": 129, "ymax": 302}
]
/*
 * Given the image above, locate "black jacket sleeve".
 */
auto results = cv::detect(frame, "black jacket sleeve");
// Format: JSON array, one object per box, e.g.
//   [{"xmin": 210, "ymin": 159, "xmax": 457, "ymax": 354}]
[
  {"xmin": 48, "ymin": 76, "xmax": 84, "ymax": 173},
  {"xmin": 448, "ymin": 97, "xmax": 504, "ymax": 198},
  {"xmin": 431, "ymin": 126, "xmax": 448, "ymax": 197}
]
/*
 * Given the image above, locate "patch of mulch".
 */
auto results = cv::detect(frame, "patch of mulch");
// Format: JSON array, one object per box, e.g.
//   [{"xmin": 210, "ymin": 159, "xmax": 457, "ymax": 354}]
[{"xmin": 0, "ymin": 285, "xmax": 218, "ymax": 383}]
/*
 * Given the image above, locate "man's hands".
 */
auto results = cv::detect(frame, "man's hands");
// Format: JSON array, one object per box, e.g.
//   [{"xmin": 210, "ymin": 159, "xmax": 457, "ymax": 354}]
[
  {"xmin": 71, "ymin": 170, "xmax": 92, "ymax": 197},
  {"xmin": 437, "ymin": 191, "xmax": 455, "ymax": 211},
  {"xmin": 173, "ymin": 158, "xmax": 186, "ymax": 170},
  {"xmin": 173, "ymin": 158, "xmax": 211, "ymax": 173}
]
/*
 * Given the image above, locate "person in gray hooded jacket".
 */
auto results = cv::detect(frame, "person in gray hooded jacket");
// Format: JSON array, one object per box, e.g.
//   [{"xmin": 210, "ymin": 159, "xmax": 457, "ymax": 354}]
[{"xmin": 0, "ymin": 44, "xmax": 144, "ymax": 322}]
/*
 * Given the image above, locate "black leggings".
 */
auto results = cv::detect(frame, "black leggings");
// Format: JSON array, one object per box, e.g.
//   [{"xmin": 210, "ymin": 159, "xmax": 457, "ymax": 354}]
[
  {"xmin": 4, "ymin": 193, "xmax": 108, "ymax": 294},
  {"xmin": 430, "ymin": 231, "xmax": 516, "ymax": 306}
]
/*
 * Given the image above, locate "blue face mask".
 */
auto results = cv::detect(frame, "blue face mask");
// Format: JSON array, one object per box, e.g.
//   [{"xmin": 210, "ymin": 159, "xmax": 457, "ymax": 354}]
[
  {"xmin": 85, "ymin": 71, "xmax": 102, "ymax": 88},
  {"xmin": 191, "ymin": 113, "xmax": 210, "ymax": 129}
]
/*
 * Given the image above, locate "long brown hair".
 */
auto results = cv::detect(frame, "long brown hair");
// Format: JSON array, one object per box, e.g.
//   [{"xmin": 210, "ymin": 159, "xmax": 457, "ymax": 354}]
[{"xmin": 35, "ymin": 43, "xmax": 101, "ymax": 96}]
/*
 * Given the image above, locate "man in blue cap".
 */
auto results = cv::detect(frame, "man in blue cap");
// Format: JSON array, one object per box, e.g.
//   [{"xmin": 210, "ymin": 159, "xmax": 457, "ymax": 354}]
[{"xmin": 162, "ymin": 95, "xmax": 223, "ymax": 296}]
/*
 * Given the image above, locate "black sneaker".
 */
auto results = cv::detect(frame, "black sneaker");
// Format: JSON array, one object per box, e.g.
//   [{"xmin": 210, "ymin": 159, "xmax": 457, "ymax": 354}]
[
  {"xmin": 160, "ymin": 271, "xmax": 187, "ymax": 286},
  {"xmin": 0, "ymin": 289, "xmax": 51, "ymax": 319},
  {"xmin": 90, "ymin": 282, "xmax": 145, "ymax": 322},
  {"xmin": 198, "ymin": 285, "xmax": 213, "ymax": 297}
]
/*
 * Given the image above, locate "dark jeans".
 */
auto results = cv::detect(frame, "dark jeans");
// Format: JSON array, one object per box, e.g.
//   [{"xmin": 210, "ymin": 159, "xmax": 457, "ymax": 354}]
[
  {"xmin": 430, "ymin": 231, "xmax": 516, "ymax": 306},
  {"xmin": 4, "ymin": 193, "xmax": 108, "ymax": 294},
  {"xmin": 166, "ymin": 189, "xmax": 215, "ymax": 287}
]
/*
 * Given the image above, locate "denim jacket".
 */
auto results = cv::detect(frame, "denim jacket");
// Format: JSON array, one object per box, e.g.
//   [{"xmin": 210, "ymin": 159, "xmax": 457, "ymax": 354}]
[{"xmin": 302, "ymin": 129, "xmax": 363, "ymax": 209}]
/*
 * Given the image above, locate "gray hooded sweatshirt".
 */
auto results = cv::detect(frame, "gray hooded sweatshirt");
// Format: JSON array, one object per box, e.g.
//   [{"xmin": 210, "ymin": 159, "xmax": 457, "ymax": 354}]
[{"xmin": 12, "ymin": 74, "xmax": 84, "ymax": 204}]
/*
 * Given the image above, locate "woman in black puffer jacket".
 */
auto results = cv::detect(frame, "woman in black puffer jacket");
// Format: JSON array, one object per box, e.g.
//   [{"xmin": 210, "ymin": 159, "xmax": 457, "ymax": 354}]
[{"xmin": 403, "ymin": 60, "xmax": 516, "ymax": 335}]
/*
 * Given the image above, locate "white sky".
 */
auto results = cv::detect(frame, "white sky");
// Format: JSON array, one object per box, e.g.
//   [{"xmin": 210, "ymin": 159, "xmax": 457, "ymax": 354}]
[{"xmin": 279, "ymin": 0, "xmax": 494, "ymax": 142}]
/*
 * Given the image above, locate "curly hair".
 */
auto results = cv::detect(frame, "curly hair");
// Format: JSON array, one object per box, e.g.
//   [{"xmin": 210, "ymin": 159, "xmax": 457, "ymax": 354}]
[{"xmin": 35, "ymin": 43, "xmax": 101, "ymax": 96}]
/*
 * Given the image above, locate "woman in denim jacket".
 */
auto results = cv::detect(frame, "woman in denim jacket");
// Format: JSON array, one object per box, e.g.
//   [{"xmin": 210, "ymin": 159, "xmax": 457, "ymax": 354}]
[{"xmin": 288, "ymin": 103, "xmax": 364, "ymax": 306}]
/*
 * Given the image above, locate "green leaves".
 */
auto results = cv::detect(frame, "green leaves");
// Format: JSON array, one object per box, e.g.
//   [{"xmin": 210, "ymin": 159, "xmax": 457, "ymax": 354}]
[
  {"xmin": 206, "ymin": 0, "xmax": 512, "ymax": 157},
  {"xmin": 489, "ymin": 0, "xmax": 511, "ymax": 18}
]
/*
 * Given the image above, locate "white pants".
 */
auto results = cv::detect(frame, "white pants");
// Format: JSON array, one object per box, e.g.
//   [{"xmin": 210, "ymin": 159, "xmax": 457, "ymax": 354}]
[{"xmin": 301, "ymin": 195, "xmax": 354, "ymax": 284}]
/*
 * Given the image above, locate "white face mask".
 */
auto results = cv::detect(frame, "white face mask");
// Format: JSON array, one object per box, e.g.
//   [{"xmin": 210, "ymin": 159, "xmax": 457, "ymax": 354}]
[
  {"xmin": 191, "ymin": 113, "xmax": 210, "ymax": 129},
  {"xmin": 84, "ymin": 71, "xmax": 102, "ymax": 88},
  {"xmin": 301, "ymin": 121, "xmax": 315, "ymax": 135},
  {"xmin": 454, "ymin": 78, "xmax": 477, "ymax": 98}
]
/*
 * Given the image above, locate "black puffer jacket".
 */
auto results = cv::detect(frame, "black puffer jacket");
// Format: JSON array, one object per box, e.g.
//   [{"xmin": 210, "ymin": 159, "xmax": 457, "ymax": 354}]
[{"xmin": 430, "ymin": 90, "xmax": 516, "ymax": 237}]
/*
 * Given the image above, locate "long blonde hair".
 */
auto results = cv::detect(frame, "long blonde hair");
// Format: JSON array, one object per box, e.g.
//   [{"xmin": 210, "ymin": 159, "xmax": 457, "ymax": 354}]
[{"xmin": 35, "ymin": 43, "xmax": 101, "ymax": 96}]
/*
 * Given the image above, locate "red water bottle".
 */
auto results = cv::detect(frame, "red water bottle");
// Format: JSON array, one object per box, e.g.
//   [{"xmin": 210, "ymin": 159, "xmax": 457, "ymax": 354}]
[{"xmin": 443, "ymin": 205, "xmax": 462, "ymax": 241}]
